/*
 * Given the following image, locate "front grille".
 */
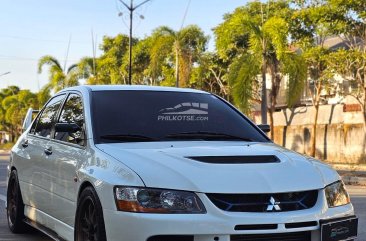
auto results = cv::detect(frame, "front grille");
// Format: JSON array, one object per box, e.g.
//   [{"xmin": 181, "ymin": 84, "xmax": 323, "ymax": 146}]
[
  {"xmin": 235, "ymin": 224, "xmax": 278, "ymax": 230},
  {"xmin": 231, "ymin": 231, "xmax": 311, "ymax": 241},
  {"xmin": 207, "ymin": 190, "xmax": 318, "ymax": 212}
]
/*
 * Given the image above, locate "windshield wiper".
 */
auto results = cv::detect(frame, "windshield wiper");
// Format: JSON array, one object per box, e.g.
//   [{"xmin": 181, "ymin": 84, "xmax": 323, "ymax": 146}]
[
  {"xmin": 100, "ymin": 134, "xmax": 157, "ymax": 142},
  {"xmin": 164, "ymin": 131, "xmax": 254, "ymax": 142}
]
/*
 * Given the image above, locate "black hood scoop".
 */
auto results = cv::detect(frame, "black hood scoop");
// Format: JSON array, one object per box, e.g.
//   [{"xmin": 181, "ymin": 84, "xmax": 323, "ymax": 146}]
[{"xmin": 186, "ymin": 155, "xmax": 280, "ymax": 164}]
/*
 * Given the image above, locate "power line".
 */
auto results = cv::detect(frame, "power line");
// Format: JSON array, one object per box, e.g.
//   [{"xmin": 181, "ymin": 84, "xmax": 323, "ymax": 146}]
[
  {"xmin": 134, "ymin": 0, "xmax": 153, "ymax": 34},
  {"xmin": 0, "ymin": 55, "xmax": 38, "ymax": 61},
  {"xmin": 115, "ymin": 0, "xmax": 130, "ymax": 29},
  {"xmin": 0, "ymin": 54, "xmax": 78, "ymax": 62},
  {"xmin": 0, "ymin": 34, "xmax": 90, "ymax": 45}
]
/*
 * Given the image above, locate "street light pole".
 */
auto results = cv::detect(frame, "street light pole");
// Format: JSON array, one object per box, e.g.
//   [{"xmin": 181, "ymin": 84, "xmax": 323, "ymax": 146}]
[
  {"xmin": 119, "ymin": 0, "xmax": 151, "ymax": 85},
  {"xmin": 129, "ymin": 0, "xmax": 133, "ymax": 85}
]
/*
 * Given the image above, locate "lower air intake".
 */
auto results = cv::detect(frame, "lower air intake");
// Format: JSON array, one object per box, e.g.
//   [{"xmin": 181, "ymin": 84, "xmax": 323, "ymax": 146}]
[
  {"xmin": 147, "ymin": 235, "xmax": 194, "ymax": 241},
  {"xmin": 231, "ymin": 231, "xmax": 311, "ymax": 241}
]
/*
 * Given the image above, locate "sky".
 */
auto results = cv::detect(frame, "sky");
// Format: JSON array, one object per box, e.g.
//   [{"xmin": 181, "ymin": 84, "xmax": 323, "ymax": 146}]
[{"xmin": 0, "ymin": 0, "xmax": 246, "ymax": 92}]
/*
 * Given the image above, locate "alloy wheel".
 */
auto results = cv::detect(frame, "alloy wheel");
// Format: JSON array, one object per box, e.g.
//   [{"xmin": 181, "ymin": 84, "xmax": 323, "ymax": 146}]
[
  {"xmin": 7, "ymin": 178, "xmax": 18, "ymax": 226},
  {"xmin": 78, "ymin": 197, "xmax": 98, "ymax": 241}
]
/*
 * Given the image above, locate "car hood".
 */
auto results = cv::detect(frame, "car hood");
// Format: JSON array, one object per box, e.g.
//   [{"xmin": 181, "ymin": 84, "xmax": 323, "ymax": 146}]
[{"xmin": 96, "ymin": 141, "xmax": 340, "ymax": 193}]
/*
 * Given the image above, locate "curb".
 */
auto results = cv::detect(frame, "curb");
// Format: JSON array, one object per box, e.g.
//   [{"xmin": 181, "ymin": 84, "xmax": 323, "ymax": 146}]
[
  {"xmin": 342, "ymin": 176, "xmax": 366, "ymax": 186},
  {"xmin": 332, "ymin": 164, "xmax": 366, "ymax": 172},
  {"xmin": 0, "ymin": 150, "xmax": 10, "ymax": 155}
]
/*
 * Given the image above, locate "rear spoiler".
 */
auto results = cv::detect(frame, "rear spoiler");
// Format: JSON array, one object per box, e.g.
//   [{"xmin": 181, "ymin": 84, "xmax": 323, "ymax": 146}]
[{"xmin": 22, "ymin": 108, "xmax": 40, "ymax": 132}]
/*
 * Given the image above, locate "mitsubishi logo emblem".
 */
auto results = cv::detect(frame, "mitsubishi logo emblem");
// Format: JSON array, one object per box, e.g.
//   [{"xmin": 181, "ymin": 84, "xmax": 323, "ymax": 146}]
[{"xmin": 266, "ymin": 196, "xmax": 281, "ymax": 211}]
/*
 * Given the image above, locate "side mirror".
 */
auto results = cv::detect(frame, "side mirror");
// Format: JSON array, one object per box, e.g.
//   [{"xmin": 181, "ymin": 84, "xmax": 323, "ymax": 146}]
[
  {"xmin": 22, "ymin": 108, "xmax": 39, "ymax": 132},
  {"xmin": 257, "ymin": 124, "xmax": 270, "ymax": 133},
  {"xmin": 55, "ymin": 123, "xmax": 81, "ymax": 133}
]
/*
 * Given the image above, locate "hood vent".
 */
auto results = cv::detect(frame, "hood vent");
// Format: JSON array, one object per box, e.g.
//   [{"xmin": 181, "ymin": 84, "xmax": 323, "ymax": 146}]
[{"xmin": 186, "ymin": 155, "xmax": 280, "ymax": 164}]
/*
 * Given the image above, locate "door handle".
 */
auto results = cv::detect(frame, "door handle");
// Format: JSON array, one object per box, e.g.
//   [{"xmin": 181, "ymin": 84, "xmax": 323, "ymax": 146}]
[
  {"xmin": 22, "ymin": 139, "xmax": 29, "ymax": 148},
  {"xmin": 44, "ymin": 146, "xmax": 52, "ymax": 155}
]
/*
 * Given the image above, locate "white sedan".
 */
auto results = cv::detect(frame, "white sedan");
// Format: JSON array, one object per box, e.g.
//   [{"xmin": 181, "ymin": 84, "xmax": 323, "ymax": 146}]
[{"xmin": 7, "ymin": 85, "xmax": 358, "ymax": 241}]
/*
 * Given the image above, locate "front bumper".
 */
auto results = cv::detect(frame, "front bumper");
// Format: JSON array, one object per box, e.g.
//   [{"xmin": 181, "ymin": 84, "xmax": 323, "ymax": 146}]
[{"xmin": 103, "ymin": 192, "xmax": 356, "ymax": 241}]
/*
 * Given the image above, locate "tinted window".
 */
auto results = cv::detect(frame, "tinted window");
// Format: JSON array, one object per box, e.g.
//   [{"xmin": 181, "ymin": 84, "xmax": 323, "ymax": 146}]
[
  {"xmin": 92, "ymin": 91, "xmax": 269, "ymax": 143},
  {"xmin": 34, "ymin": 94, "xmax": 66, "ymax": 138},
  {"xmin": 55, "ymin": 94, "xmax": 85, "ymax": 146}
]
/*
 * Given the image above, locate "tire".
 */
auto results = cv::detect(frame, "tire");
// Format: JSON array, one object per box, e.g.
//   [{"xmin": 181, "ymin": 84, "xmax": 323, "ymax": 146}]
[
  {"xmin": 7, "ymin": 169, "xmax": 28, "ymax": 233},
  {"xmin": 75, "ymin": 186, "xmax": 107, "ymax": 241}
]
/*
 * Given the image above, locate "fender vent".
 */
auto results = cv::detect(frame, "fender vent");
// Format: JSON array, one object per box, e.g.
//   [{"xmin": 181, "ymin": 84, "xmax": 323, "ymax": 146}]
[{"xmin": 187, "ymin": 155, "xmax": 280, "ymax": 164}]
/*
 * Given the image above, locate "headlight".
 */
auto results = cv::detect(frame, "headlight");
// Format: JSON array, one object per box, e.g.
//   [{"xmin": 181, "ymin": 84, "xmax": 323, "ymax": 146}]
[
  {"xmin": 114, "ymin": 187, "xmax": 206, "ymax": 213},
  {"xmin": 325, "ymin": 181, "xmax": 350, "ymax": 208}
]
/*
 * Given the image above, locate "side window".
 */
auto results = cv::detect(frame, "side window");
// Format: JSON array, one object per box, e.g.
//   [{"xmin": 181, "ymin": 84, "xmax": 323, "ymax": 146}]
[
  {"xmin": 34, "ymin": 95, "xmax": 66, "ymax": 138},
  {"xmin": 55, "ymin": 94, "xmax": 85, "ymax": 146},
  {"xmin": 29, "ymin": 114, "xmax": 40, "ymax": 134}
]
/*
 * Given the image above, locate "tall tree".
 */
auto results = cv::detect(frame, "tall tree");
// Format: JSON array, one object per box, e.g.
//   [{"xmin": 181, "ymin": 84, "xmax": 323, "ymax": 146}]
[
  {"xmin": 146, "ymin": 25, "xmax": 208, "ymax": 87},
  {"xmin": 77, "ymin": 57, "xmax": 98, "ymax": 85},
  {"xmin": 122, "ymin": 37, "xmax": 151, "ymax": 85},
  {"xmin": 38, "ymin": 56, "xmax": 79, "ymax": 92},
  {"xmin": 95, "ymin": 34, "xmax": 133, "ymax": 85},
  {"xmin": 328, "ymin": 49, "xmax": 366, "ymax": 124},
  {"xmin": 292, "ymin": 0, "xmax": 343, "ymax": 157},
  {"xmin": 190, "ymin": 52, "xmax": 229, "ymax": 99},
  {"xmin": 215, "ymin": 1, "xmax": 306, "ymax": 139},
  {"xmin": 0, "ymin": 87, "xmax": 45, "ymax": 141},
  {"xmin": 325, "ymin": 0, "xmax": 366, "ymax": 125}
]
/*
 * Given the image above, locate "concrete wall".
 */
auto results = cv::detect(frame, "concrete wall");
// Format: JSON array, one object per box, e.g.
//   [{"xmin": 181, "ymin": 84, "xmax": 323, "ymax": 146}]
[{"xmin": 253, "ymin": 104, "xmax": 366, "ymax": 164}]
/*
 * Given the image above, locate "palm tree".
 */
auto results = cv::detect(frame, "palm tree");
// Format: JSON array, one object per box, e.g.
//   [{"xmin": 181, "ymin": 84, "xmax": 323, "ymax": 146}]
[
  {"xmin": 76, "ymin": 57, "xmax": 99, "ymax": 85},
  {"xmin": 0, "ymin": 88, "xmax": 39, "ymax": 141},
  {"xmin": 216, "ymin": 1, "xmax": 306, "ymax": 139},
  {"xmin": 147, "ymin": 25, "xmax": 208, "ymax": 87},
  {"xmin": 38, "ymin": 55, "xmax": 80, "ymax": 92}
]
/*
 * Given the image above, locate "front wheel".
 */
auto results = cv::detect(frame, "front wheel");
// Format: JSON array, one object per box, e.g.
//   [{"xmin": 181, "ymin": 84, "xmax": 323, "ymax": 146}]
[
  {"xmin": 75, "ymin": 187, "xmax": 107, "ymax": 241},
  {"xmin": 7, "ymin": 170, "xmax": 27, "ymax": 233}
]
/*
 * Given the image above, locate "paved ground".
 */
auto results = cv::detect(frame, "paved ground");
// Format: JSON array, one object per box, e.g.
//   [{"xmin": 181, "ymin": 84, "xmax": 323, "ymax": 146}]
[
  {"xmin": 0, "ymin": 153, "xmax": 365, "ymax": 241},
  {"xmin": 0, "ymin": 154, "xmax": 51, "ymax": 240},
  {"xmin": 347, "ymin": 186, "xmax": 366, "ymax": 240}
]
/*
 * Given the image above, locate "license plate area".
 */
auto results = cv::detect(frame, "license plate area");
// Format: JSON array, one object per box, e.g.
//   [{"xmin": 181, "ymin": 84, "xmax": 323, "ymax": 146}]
[{"xmin": 321, "ymin": 216, "xmax": 358, "ymax": 241}]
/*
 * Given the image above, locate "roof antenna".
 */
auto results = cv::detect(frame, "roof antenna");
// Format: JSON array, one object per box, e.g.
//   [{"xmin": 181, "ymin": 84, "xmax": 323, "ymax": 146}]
[
  {"xmin": 91, "ymin": 29, "xmax": 98, "ymax": 81},
  {"xmin": 180, "ymin": 0, "xmax": 191, "ymax": 31},
  {"xmin": 64, "ymin": 34, "xmax": 72, "ymax": 72}
]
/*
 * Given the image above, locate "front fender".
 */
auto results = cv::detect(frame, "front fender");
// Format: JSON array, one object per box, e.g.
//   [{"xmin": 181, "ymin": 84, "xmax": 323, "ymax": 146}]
[{"xmin": 76, "ymin": 150, "xmax": 145, "ymax": 211}]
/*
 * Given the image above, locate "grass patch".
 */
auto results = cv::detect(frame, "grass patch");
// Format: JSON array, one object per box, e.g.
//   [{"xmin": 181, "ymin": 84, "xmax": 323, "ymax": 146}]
[{"xmin": 0, "ymin": 142, "xmax": 15, "ymax": 151}]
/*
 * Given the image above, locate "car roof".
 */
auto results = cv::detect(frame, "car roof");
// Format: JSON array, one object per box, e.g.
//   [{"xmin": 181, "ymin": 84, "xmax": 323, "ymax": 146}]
[{"xmin": 60, "ymin": 85, "xmax": 209, "ymax": 94}]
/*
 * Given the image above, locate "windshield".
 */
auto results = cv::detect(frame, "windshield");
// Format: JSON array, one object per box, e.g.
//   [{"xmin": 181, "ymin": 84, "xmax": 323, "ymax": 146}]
[{"xmin": 91, "ymin": 90, "xmax": 269, "ymax": 143}]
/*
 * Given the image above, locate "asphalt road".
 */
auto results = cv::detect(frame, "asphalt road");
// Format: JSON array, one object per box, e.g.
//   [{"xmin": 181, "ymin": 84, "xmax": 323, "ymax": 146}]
[
  {"xmin": 0, "ymin": 153, "xmax": 365, "ymax": 241},
  {"xmin": 0, "ymin": 153, "xmax": 51, "ymax": 241}
]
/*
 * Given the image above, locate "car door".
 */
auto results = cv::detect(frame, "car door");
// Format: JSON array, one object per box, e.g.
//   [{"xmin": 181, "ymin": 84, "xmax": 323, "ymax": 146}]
[
  {"xmin": 46, "ymin": 92, "xmax": 88, "ymax": 226},
  {"xmin": 16, "ymin": 94, "xmax": 66, "ymax": 213}
]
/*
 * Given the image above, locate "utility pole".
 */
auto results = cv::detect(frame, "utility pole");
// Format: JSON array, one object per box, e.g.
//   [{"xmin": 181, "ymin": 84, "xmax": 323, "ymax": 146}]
[{"xmin": 119, "ymin": 0, "xmax": 151, "ymax": 85}]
